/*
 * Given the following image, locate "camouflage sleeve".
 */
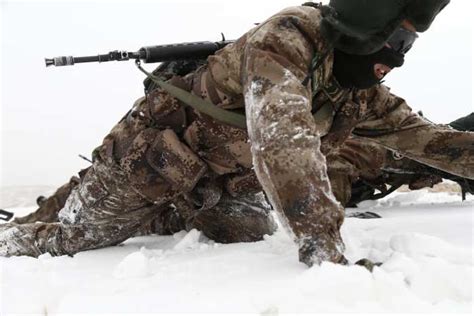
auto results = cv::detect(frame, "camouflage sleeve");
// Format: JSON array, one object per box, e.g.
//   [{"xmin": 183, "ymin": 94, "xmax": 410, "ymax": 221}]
[
  {"xmin": 354, "ymin": 85, "xmax": 474, "ymax": 180},
  {"xmin": 242, "ymin": 10, "xmax": 344, "ymax": 243}
]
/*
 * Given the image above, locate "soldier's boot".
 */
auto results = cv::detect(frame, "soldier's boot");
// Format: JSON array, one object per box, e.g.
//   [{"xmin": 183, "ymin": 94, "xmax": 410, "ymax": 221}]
[
  {"xmin": 192, "ymin": 192, "xmax": 277, "ymax": 243},
  {"xmin": 12, "ymin": 176, "xmax": 80, "ymax": 224},
  {"xmin": 36, "ymin": 196, "xmax": 47, "ymax": 207}
]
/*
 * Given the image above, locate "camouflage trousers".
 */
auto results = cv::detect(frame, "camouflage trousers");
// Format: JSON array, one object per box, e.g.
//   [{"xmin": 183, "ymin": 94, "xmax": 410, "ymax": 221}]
[
  {"xmin": 0, "ymin": 156, "xmax": 276, "ymax": 257},
  {"xmin": 0, "ymin": 137, "xmax": 386, "ymax": 258},
  {"xmin": 0, "ymin": 89, "xmax": 278, "ymax": 257}
]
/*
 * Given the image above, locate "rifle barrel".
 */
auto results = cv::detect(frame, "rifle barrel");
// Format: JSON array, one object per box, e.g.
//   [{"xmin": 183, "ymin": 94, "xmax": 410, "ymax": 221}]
[
  {"xmin": 45, "ymin": 51, "xmax": 143, "ymax": 67},
  {"xmin": 45, "ymin": 40, "xmax": 234, "ymax": 67}
]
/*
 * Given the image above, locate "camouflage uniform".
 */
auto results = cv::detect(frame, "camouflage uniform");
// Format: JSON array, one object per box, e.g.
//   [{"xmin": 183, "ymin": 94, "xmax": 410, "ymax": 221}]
[{"xmin": 1, "ymin": 6, "xmax": 473, "ymax": 264}]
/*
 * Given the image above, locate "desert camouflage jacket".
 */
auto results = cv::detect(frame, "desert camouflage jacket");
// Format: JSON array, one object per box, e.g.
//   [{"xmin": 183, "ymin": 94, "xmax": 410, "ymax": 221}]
[{"xmin": 186, "ymin": 6, "xmax": 473, "ymax": 242}]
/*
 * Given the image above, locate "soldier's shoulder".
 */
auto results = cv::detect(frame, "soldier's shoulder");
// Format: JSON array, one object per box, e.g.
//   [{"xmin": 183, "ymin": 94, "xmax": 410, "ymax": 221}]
[
  {"xmin": 271, "ymin": 5, "xmax": 324, "ymax": 24},
  {"xmin": 256, "ymin": 5, "xmax": 325, "ymax": 47}
]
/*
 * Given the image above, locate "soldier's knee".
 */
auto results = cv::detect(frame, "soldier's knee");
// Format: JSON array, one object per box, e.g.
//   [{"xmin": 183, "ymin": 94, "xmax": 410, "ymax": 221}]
[{"xmin": 193, "ymin": 193, "xmax": 277, "ymax": 243}]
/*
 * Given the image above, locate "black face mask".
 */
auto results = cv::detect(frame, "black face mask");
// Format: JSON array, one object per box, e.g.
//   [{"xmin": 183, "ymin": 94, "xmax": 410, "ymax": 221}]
[{"xmin": 332, "ymin": 47, "xmax": 405, "ymax": 89}]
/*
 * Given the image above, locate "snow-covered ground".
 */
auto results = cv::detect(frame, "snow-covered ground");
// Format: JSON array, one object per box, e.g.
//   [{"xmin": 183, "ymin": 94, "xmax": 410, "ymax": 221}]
[{"xmin": 0, "ymin": 187, "xmax": 472, "ymax": 314}]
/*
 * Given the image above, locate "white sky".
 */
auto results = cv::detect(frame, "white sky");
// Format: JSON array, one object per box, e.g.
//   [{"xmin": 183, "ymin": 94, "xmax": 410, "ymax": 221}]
[{"xmin": 1, "ymin": 0, "xmax": 473, "ymax": 187}]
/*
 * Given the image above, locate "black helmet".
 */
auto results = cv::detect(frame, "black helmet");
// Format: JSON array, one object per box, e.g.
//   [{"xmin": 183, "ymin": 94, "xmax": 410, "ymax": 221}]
[{"xmin": 320, "ymin": 0, "xmax": 450, "ymax": 55}]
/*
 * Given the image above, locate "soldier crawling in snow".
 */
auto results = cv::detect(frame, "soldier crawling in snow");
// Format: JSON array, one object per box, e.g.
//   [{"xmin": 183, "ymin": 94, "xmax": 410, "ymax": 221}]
[
  {"xmin": 1, "ymin": 0, "xmax": 473, "ymax": 267},
  {"xmin": 10, "ymin": 112, "xmax": 473, "ymax": 225}
]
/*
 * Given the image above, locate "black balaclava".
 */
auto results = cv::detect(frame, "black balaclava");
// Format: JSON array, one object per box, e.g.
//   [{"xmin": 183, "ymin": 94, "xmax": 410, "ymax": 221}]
[{"xmin": 332, "ymin": 47, "xmax": 404, "ymax": 89}]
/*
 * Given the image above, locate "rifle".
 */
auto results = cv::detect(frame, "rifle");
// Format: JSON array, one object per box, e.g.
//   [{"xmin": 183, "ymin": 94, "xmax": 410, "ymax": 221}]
[
  {"xmin": 45, "ymin": 37, "xmax": 249, "ymax": 129},
  {"xmin": 45, "ymin": 39, "xmax": 234, "ymax": 67},
  {"xmin": 348, "ymin": 163, "xmax": 473, "ymax": 208}
]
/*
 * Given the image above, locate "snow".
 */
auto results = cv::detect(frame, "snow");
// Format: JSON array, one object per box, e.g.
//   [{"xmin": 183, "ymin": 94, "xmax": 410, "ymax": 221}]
[{"xmin": 0, "ymin": 188, "xmax": 472, "ymax": 314}]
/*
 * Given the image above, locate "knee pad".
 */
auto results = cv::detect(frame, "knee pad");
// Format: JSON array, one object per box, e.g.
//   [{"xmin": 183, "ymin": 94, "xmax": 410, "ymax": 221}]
[{"xmin": 192, "ymin": 192, "xmax": 276, "ymax": 243}]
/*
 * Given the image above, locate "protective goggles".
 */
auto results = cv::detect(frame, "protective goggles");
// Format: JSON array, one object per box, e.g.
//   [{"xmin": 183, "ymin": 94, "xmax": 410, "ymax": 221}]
[{"xmin": 387, "ymin": 27, "xmax": 419, "ymax": 54}]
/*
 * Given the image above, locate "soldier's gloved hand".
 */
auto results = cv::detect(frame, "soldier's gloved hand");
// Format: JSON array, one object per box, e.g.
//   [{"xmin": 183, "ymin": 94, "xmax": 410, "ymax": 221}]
[{"xmin": 355, "ymin": 258, "xmax": 382, "ymax": 272}]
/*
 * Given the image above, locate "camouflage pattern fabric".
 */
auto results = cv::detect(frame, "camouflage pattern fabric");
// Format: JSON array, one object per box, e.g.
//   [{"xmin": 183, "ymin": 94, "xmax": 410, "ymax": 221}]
[
  {"xmin": 12, "ymin": 177, "xmax": 80, "ymax": 225},
  {"xmin": 326, "ymin": 138, "xmax": 387, "ymax": 206},
  {"xmin": 212, "ymin": 6, "xmax": 473, "ymax": 265},
  {"xmin": 0, "ymin": 88, "xmax": 275, "ymax": 257},
  {"xmin": 1, "ymin": 6, "xmax": 473, "ymax": 266}
]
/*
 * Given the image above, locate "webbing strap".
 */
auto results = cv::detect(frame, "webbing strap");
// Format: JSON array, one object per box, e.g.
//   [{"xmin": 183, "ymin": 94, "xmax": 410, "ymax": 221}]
[
  {"xmin": 136, "ymin": 60, "xmax": 247, "ymax": 129},
  {"xmin": 136, "ymin": 60, "xmax": 329, "ymax": 130}
]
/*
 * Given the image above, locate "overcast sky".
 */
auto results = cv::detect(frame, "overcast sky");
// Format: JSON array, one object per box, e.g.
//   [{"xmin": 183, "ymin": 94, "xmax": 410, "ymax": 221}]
[{"xmin": 1, "ymin": 0, "xmax": 473, "ymax": 187}]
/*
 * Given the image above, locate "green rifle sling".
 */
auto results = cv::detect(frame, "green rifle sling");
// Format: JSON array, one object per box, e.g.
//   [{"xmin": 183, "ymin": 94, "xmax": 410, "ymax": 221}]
[
  {"xmin": 136, "ymin": 61, "xmax": 247, "ymax": 129},
  {"xmin": 136, "ymin": 60, "xmax": 329, "ymax": 130}
]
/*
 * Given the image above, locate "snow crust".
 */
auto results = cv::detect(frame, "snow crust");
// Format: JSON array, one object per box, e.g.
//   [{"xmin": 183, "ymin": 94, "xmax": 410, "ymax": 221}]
[{"xmin": 0, "ymin": 189, "xmax": 472, "ymax": 314}]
